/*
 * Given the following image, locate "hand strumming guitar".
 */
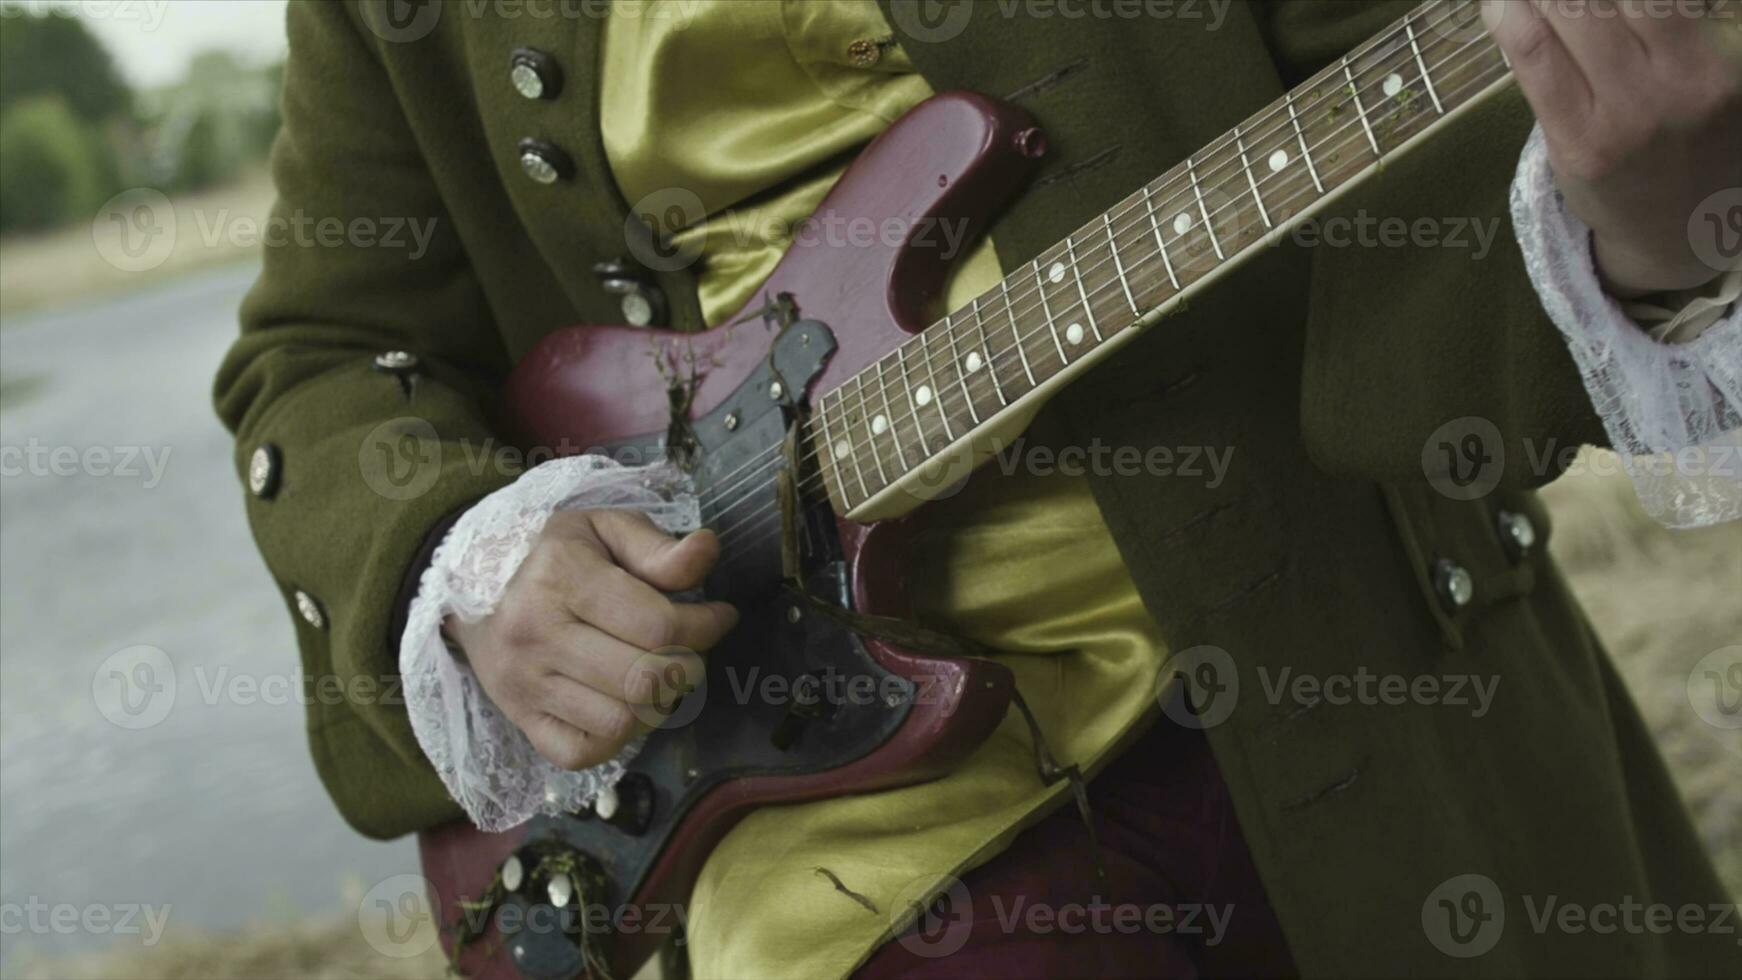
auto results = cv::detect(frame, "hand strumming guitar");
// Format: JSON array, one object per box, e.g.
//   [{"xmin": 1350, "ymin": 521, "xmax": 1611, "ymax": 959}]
[{"xmin": 445, "ymin": 510, "xmax": 738, "ymax": 771}]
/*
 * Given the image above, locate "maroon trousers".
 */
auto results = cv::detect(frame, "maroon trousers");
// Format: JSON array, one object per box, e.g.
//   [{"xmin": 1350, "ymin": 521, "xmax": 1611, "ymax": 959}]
[{"xmin": 855, "ymin": 718, "xmax": 1297, "ymax": 980}]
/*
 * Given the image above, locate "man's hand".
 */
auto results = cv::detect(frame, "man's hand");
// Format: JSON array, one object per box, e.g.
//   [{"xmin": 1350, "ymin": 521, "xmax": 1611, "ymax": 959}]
[
  {"xmin": 446, "ymin": 510, "xmax": 737, "ymax": 771},
  {"xmin": 1483, "ymin": 0, "xmax": 1742, "ymax": 295}
]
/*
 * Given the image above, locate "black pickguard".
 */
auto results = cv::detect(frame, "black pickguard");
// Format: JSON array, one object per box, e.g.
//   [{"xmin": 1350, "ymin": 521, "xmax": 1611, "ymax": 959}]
[{"xmin": 497, "ymin": 320, "xmax": 915, "ymax": 979}]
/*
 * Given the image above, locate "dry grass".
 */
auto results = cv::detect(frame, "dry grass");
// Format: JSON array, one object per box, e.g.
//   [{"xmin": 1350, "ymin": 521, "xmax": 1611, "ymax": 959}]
[
  {"xmin": 6, "ymin": 451, "xmax": 1734, "ymax": 979},
  {"xmin": 0, "ymin": 169, "xmax": 275, "ymax": 319}
]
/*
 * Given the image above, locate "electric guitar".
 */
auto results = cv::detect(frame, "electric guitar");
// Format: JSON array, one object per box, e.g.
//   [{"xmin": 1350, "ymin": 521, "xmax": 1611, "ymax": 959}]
[{"xmin": 419, "ymin": 2, "xmax": 1518, "ymax": 975}]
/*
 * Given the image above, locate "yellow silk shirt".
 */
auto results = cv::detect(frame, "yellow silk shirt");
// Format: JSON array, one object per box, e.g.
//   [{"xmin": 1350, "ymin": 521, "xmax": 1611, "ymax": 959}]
[{"xmin": 601, "ymin": 3, "xmax": 1170, "ymax": 976}]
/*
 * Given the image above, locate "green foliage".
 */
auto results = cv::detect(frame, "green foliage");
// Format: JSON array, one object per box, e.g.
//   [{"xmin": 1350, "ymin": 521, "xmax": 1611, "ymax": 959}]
[
  {"xmin": 0, "ymin": 96, "xmax": 108, "ymax": 233},
  {"xmin": 0, "ymin": 8, "xmax": 131, "ymax": 122}
]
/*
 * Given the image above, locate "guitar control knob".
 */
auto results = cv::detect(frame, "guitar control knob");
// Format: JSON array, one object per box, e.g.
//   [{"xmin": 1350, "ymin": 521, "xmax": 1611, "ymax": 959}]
[{"xmin": 594, "ymin": 773, "xmax": 655, "ymax": 835}]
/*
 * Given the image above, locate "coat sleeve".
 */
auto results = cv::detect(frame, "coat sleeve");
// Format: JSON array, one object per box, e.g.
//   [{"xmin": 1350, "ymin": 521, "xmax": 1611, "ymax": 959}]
[
  {"xmin": 1256, "ymin": 0, "xmax": 1608, "ymax": 490},
  {"xmin": 213, "ymin": 1, "xmax": 517, "ymax": 838}
]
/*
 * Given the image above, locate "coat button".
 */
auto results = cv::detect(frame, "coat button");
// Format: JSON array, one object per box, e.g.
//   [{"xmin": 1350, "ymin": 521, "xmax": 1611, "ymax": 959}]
[
  {"xmin": 509, "ymin": 47, "xmax": 561, "ymax": 100},
  {"xmin": 500, "ymin": 854, "xmax": 524, "ymax": 892},
  {"xmin": 594, "ymin": 259, "xmax": 666, "ymax": 326},
  {"xmin": 248, "ymin": 444, "xmax": 280, "ymax": 498},
  {"xmin": 294, "ymin": 590, "xmax": 326, "ymax": 630},
  {"xmin": 1432, "ymin": 559, "xmax": 1475, "ymax": 612},
  {"xmin": 373, "ymin": 350, "xmax": 418, "ymax": 373},
  {"xmin": 517, "ymin": 138, "xmax": 573, "ymax": 185},
  {"xmin": 1496, "ymin": 510, "xmax": 1536, "ymax": 562}
]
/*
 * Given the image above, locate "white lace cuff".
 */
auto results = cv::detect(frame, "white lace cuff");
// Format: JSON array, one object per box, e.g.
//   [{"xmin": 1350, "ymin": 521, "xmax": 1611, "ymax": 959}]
[
  {"xmin": 1511, "ymin": 124, "xmax": 1742, "ymax": 528},
  {"xmin": 399, "ymin": 455, "xmax": 699, "ymax": 832}
]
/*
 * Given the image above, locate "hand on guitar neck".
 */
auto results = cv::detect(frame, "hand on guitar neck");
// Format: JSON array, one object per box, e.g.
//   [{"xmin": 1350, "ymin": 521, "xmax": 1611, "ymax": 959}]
[
  {"xmin": 1482, "ymin": 0, "xmax": 1742, "ymax": 296},
  {"xmin": 444, "ymin": 511, "xmax": 738, "ymax": 771}
]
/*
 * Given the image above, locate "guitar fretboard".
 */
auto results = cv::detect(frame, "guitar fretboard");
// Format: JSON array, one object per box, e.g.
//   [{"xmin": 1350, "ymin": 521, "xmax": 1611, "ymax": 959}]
[{"xmin": 808, "ymin": 0, "xmax": 1513, "ymax": 517}]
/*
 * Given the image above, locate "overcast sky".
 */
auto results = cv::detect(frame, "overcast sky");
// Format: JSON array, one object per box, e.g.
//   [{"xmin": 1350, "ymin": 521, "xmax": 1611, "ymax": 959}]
[{"xmin": 67, "ymin": 0, "xmax": 291, "ymax": 88}]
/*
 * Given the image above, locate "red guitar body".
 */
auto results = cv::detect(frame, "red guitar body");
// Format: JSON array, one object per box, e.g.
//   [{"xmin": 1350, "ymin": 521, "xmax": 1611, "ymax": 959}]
[{"xmin": 419, "ymin": 91, "xmax": 1045, "ymax": 980}]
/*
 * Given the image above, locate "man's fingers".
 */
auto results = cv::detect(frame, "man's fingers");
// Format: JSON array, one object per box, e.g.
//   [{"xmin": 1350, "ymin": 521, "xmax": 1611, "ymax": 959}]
[
  {"xmin": 1484, "ymin": 0, "xmax": 1598, "ymax": 163},
  {"xmin": 586, "ymin": 509, "xmax": 721, "ymax": 591},
  {"xmin": 539, "ymin": 621, "xmax": 714, "ymax": 705},
  {"xmin": 535, "ymin": 673, "xmax": 644, "ymax": 746},
  {"xmin": 523, "ymin": 711, "xmax": 617, "ymax": 772},
  {"xmin": 566, "ymin": 563, "xmax": 738, "ymax": 651}
]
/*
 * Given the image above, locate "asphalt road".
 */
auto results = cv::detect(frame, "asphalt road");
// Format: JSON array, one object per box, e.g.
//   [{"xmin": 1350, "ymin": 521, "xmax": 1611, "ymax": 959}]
[{"xmin": 0, "ymin": 264, "xmax": 421, "ymax": 961}]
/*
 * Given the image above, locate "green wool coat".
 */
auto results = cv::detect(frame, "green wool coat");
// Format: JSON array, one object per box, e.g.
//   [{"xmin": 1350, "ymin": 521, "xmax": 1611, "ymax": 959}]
[{"xmin": 215, "ymin": 1, "xmax": 1736, "ymax": 976}]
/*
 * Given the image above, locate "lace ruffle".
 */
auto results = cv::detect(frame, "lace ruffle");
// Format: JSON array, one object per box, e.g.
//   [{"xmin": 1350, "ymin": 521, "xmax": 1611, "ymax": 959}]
[
  {"xmin": 1511, "ymin": 125, "xmax": 1741, "ymax": 528},
  {"xmin": 398, "ymin": 455, "xmax": 699, "ymax": 832}
]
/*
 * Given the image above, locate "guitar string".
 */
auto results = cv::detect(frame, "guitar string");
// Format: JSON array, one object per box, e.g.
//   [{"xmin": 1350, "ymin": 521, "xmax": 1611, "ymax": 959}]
[
  {"xmin": 707, "ymin": 32, "xmax": 1512, "ymax": 553},
  {"xmin": 697, "ymin": 0, "xmax": 1487, "ymax": 521},
  {"xmin": 702, "ymin": 9, "xmax": 1502, "ymax": 540},
  {"xmin": 693, "ymin": 0, "xmax": 1476, "ymax": 513},
  {"xmin": 710, "ymin": 14, "xmax": 1506, "ymax": 547}
]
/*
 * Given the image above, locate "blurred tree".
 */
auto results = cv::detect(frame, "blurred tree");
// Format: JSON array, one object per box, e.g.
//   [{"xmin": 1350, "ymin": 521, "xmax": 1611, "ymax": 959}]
[
  {"xmin": 0, "ymin": 97, "xmax": 106, "ymax": 232},
  {"xmin": 0, "ymin": 10, "xmax": 131, "ymax": 123}
]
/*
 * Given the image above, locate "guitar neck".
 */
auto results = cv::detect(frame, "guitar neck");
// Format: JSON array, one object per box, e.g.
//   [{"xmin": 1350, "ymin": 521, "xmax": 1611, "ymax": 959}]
[{"xmin": 811, "ymin": 0, "xmax": 1514, "ymax": 521}]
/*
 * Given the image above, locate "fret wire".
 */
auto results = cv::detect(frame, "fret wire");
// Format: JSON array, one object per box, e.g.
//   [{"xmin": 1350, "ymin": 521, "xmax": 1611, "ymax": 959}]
[
  {"xmin": 1006, "ymin": 278, "xmax": 1038, "ymax": 386},
  {"xmin": 970, "ymin": 295, "xmax": 1010, "ymax": 406},
  {"xmin": 1033, "ymin": 258, "xmax": 1071, "ymax": 364},
  {"xmin": 752, "ymin": 30, "xmax": 1512, "ymax": 510},
  {"xmin": 1233, "ymin": 126, "xmax": 1273, "ymax": 230},
  {"xmin": 1096, "ymin": 216, "xmax": 1133, "ymax": 324},
  {"xmin": 1186, "ymin": 155, "xmax": 1224, "ymax": 261},
  {"xmin": 818, "ymin": 391, "xmax": 869, "ymax": 503},
  {"xmin": 1141, "ymin": 183, "xmax": 1182, "ymax": 290},
  {"xmin": 1403, "ymin": 16, "xmax": 1446, "ymax": 115},
  {"xmin": 916, "ymin": 329, "xmax": 955, "ymax": 442},
  {"xmin": 855, "ymin": 372, "xmax": 889, "ymax": 485},
  {"xmin": 874, "ymin": 357, "xmax": 915, "ymax": 464},
  {"xmin": 1340, "ymin": 56, "xmax": 1383, "ymax": 156},
  {"xmin": 1283, "ymin": 91, "xmax": 1324, "ymax": 194},
  {"xmin": 941, "ymin": 316, "xmax": 981, "ymax": 424}
]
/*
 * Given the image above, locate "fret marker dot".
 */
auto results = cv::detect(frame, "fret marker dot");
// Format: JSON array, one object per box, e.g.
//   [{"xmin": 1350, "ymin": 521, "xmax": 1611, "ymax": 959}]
[
  {"xmin": 1382, "ymin": 73, "xmax": 1404, "ymax": 98},
  {"xmin": 915, "ymin": 385, "xmax": 933, "ymax": 407},
  {"xmin": 872, "ymin": 414, "xmax": 888, "ymax": 435},
  {"xmin": 964, "ymin": 351, "xmax": 984, "ymax": 374},
  {"xmin": 1173, "ymin": 212, "xmax": 1193, "ymax": 236},
  {"xmin": 1048, "ymin": 262, "xmax": 1066, "ymax": 284},
  {"xmin": 833, "ymin": 440, "xmax": 850, "ymax": 461},
  {"xmin": 1065, "ymin": 322, "xmax": 1085, "ymax": 346},
  {"xmin": 1268, "ymin": 149, "xmax": 1289, "ymax": 173}
]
